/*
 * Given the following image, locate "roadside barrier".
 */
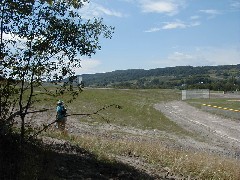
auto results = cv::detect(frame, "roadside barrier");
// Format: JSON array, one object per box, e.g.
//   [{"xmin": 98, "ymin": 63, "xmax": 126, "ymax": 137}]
[{"xmin": 202, "ymin": 104, "xmax": 240, "ymax": 112}]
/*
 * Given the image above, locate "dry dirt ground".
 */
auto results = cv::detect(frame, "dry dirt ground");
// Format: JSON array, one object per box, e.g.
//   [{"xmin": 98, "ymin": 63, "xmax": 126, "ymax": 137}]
[{"xmin": 26, "ymin": 97, "xmax": 240, "ymax": 179}]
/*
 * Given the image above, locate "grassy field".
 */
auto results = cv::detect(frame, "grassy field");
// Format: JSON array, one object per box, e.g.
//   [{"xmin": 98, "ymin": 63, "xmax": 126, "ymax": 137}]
[
  {"xmin": 67, "ymin": 88, "xmax": 182, "ymax": 131},
  {"xmin": 36, "ymin": 88, "xmax": 189, "ymax": 134},
  {"xmin": 30, "ymin": 88, "xmax": 240, "ymax": 179},
  {"xmin": 186, "ymin": 95, "xmax": 240, "ymax": 120}
]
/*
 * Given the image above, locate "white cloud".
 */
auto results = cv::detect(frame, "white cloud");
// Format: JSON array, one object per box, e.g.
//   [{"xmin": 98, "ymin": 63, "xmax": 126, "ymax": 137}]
[
  {"xmin": 145, "ymin": 20, "xmax": 200, "ymax": 32},
  {"xmin": 141, "ymin": 1, "xmax": 176, "ymax": 13},
  {"xmin": 168, "ymin": 52, "xmax": 193, "ymax": 60},
  {"xmin": 199, "ymin": 9, "xmax": 221, "ymax": 19},
  {"xmin": 199, "ymin": 9, "xmax": 220, "ymax": 15},
  {"xmin": 120, "ymin": 0, "xmax": 135, "ymax": 2},
  {"xmin": 230, "ymin": 0, "xmax": 240, "ymax": 9},
  {"xmin": 96, "ymin": 6, "xmax": 124, "ymax": 17},
  {"xmin": 145, "ymin": 27, "xmax": 162, "ymax": 32},
  {"xmin": 139, "ymin": 0, "xmax": 185, "ymax": 16},
  {"xmin": 74, "ymin": 59, "xmax": 102, "ymax": 74},
  {"xmin": 152, "ymin": 46, "xmax": 240, "ymax": 67},
  {"xmin": 79, "ymin": 2, "xmax": 124, "ymax": 19},
  {"xmin": 162, "ymin": 21, "xmax": 186, "ymax": 29},
  {"xmin": 200, "ymin": 47, "xmax": 240, "ymax": 65},
  {"xmin": 3, "ymin": 33, "xmax": 24, "ymax": 41},
  {"xmin": 190, "ymin": 15, "xmax": 200, "ymax": 20}
]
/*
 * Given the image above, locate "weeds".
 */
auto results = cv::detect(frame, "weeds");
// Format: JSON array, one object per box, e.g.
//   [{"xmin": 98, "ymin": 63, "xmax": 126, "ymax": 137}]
[
  {"xmin": 12, "ymin": 88, "xmax": 240, "ymax": 179},
  {"xmin": 47, "ymin": 131, "xmax": 240, "ymax": 180}
]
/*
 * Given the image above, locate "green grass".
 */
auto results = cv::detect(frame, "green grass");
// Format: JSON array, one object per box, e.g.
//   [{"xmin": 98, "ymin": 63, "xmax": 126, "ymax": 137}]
[
  {"xmin": 58, "ymin": 88, "xmax": 189, "ymax": 134},
  {"xmin": 32, "ymin": 88, "xmax": 209, "ymax": 138},
  {"xmin": 187, "ymin": 98, "xmax": 240, "ymax": 110},
  {"xmin": 186, "ymin": 97, "xmax": 240, "ymax": 120},
  {"xmin": 21, "ymin": 88, "xmax": 240, "ymax": 179},
  {"xmin": 33, "ymin": 88, "xmax": 182, "ymax": 128}
]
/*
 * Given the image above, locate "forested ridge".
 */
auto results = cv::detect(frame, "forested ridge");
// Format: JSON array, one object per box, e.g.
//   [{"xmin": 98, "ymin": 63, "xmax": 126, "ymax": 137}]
[{"xmin": 82, "ymin": 64, "xmax": 240, "ymax": 91}]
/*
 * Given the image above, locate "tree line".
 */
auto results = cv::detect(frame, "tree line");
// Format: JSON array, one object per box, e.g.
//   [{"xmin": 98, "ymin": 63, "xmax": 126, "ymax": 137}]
[{"xmin": 82, "ymin": 64, "xmax": 240, "ymax": 91}]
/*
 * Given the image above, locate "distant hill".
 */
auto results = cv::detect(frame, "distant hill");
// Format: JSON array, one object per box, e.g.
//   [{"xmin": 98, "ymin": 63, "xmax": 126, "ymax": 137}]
[{"xmin": 81, "ymin": 64, "xmax": 240, "ymax": 91}]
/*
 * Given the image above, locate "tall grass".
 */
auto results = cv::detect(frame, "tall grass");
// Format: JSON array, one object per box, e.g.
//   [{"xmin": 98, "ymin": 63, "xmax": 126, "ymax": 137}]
[{"xmin": 48, "ymin": 132, "xmax": 240, "ymax": 180}]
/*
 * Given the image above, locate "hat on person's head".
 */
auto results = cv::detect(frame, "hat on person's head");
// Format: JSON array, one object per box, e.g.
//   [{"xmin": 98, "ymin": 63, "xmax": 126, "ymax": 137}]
[{"xmin": 57, "ymin": 100, "xmax": 63, "ymax": 105}]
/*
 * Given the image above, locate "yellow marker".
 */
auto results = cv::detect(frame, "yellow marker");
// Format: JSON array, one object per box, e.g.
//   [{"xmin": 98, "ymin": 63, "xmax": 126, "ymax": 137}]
[{"xmin": 202, "ymin": 104, "xmax": 239, "ymax": 112}]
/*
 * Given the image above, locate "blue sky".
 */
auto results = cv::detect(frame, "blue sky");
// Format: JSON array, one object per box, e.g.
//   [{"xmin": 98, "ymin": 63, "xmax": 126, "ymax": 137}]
[{"xmin": 76, "ymin": 0, "xmax": 240, "ymax": 74}]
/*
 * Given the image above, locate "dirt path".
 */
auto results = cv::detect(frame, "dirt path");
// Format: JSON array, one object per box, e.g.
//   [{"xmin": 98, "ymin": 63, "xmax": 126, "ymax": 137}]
[{"xmin": 154, "ymin": 101, "xmax": 240, "ymax": 158}]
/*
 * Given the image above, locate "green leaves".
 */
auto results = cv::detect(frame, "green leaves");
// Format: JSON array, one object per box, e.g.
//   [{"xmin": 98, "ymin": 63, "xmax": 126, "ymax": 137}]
[
  {"xmin": 2, "ymin": 0, "xmax": 114, "ymax": 83},
  {"xmin": 0, "ymin": 0, "xmax": 114, "ymax": 139}
]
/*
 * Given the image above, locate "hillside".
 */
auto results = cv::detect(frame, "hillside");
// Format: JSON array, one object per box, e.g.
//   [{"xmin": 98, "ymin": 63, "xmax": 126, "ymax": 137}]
[{"xmin": 82, "ymin": 64, "xmax": 240, "ymax": 90}]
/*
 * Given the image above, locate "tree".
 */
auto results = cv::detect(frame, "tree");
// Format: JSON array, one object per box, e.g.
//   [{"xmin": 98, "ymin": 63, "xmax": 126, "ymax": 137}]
[{"xmin": 0, "ymin": 0, "xmax": 114, "ymax": 141}]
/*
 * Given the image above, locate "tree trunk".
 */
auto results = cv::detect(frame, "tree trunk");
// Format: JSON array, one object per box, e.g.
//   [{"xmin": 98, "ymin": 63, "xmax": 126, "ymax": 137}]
[{"xmin": 20, "ymin": 115, "xmax": 25, "ymax": 144}]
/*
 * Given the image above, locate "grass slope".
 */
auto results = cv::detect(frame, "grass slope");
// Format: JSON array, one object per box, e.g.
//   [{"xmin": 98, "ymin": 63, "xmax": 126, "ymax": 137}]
[
  {"xmin": 3, "ymin": 88, "xmax": 239, "ymax": 179},
  {"xmin": 60, "ymin": 88, "xmax": 189, "ymax": 134}
]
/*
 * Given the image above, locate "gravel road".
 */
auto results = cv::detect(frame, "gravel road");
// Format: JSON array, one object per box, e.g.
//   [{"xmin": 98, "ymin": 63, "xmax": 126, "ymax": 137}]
[{"xmin": 154, "ymin": 101, "xmax": 240, "ymax": 159}]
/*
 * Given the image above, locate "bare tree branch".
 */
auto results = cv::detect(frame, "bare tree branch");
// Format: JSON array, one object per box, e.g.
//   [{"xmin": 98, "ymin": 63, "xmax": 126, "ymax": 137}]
[{"xmin": 27, "ymin": 104, "xmax": 122, "ymax": 141}]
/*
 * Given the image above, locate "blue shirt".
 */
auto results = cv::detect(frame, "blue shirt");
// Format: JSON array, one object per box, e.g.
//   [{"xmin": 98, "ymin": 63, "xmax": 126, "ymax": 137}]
[{"xmin": 56, "ymin": 104, "xmax": 66, "ymax": 120}]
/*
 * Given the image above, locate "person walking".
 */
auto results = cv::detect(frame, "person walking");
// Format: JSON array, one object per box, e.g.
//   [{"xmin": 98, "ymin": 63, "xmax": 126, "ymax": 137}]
[{"xmin": 56, "ymin": 100, "xmax": 67, "ymax": 130}]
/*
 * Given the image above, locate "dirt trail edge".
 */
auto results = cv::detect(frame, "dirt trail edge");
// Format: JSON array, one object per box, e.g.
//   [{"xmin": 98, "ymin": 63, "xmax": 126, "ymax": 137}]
[{"xmin": 154, "ymin": 101, "xmax": 240, "ymax": 159}]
